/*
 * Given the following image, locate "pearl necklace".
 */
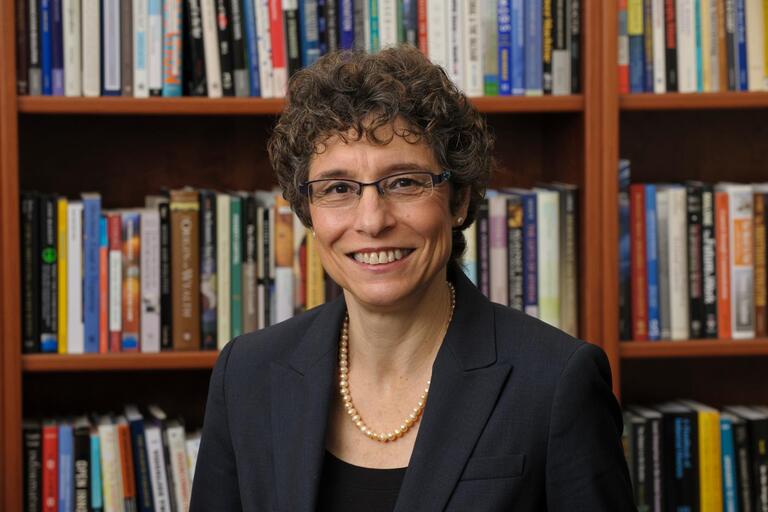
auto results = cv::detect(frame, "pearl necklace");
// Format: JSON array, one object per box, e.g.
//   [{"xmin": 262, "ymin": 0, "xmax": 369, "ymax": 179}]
[{"xmin": 338, "ymin": 282, "xmax": 456, "ymax": 443}]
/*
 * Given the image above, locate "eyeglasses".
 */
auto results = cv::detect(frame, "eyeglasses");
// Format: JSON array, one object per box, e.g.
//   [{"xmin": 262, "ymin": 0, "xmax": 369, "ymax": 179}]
[{"xmin": 299, "ymin": 170, "xmax": 452, "ymax": 208}]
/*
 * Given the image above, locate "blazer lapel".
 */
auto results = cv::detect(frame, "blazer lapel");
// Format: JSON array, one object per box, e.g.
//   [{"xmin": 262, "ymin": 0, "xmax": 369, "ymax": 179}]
[
  {"xmin": 394, "ymin": 268, "xmax": 513, "ymax": 512},
  {"xmin": 269, "ymin": 296, "xmax": 346, "ymax": 512}
]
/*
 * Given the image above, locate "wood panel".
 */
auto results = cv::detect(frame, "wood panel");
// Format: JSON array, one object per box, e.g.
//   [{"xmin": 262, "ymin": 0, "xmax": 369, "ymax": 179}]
[
  {"xmin": 621, "ymin": 339, "xmax": 768, "ymax": 358},
  {"xmin": 23, "ymin": 352, "xmax": 219, "ymax": 372},
  {"xmin": 621, "ymin": 92, "xmax": 768, "ymax": 110}
]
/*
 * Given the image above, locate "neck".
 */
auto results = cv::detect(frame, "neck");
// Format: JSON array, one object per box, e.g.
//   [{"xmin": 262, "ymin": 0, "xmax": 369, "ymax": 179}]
[{"xmin": 342, "ymin": 270, "xmax": 454, "ymax": 386}]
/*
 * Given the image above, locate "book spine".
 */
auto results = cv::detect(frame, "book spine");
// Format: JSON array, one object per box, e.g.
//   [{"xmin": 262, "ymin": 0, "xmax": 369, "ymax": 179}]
[
  {"xmin": 642, "ymin": 0, "xmax": 653, "ymax": 92},
  {"xmin": 90, "ymin": 432, "xmax": 103, "ymax": 511},
  {"xmin": 147, "ymin": 0, "xmax": 162, "ymax": 94},
  {"xmin": 59, "ymin": 423, "xmax": 74, "ymax": 511},
  {"xmin": 426, "ymin": 0, "xmax": 448, "ymax": 71},
  {"xmin": 102, "ymin": 0, "xmax": 122, "ymax": 95},
  {"xmin": 270, "ymin": 0, "xmax": 288, "ymax": 95},
  {"xmin": 318, "ymin": 0, "xmax": 328, "ymax": 53},
  {"xmin": 134, "ymin": 0, "xmax": 150, "ymax": 97},
  {"xmin": 230, "ymin": 195, "xmax": 243, "ymax": 338},
  {"xmin": 140, "ymin": 209, "xmax": 161, "ymax": 353},
  {"xmin": 216, "ymin": 193, "xmax": 231, "ymax": 347},
  {"xmin": 67, "ymin": 202, "xmax": 84, "ymax": 353},
  {"xmin": 167, "ymin": 426, "xmax": 191, "ymax": 511},
  {"xmin": 650, "ymin": 416, "xmax": 663, "ymax": 510},
  {"xmin": 274, "ymin": 195, "xmax": 294, "ymax": 323},
  {"xmin": 745, "ymin": 0, "xmax": 765, "ymax": 91},
  {"xmin": 676, "ymin": 0, "xmax": 696, "ymax": 92},
  {"xmin": 325, "ymin": 0, "xmax": 339, "ymax": 53},
  {"xmin": 507, "ymin": 196, "xmax": 524, "ymax": 311},
  {"xmin": 537, "ymin": 190, "xmax": 560, "ymax": 327},
  {"xmin": 39, "ymin": 195, "xmax": 58, "ymax": 353},
  {"xmin": 145, "ymin": 426, "xmax": 172, "ymax": 512},
  {"xmin": 749, "ymin": 417, "xmax": 768, "ymax": 511},
  {"xmin": 162, "ymin": 0, "xmax": 183, "ymax": 96},
  {"xmin": 215, "ymin": 0, "xmax": 236, "ymax": 95},
  {"xmin": 170, "ymin": 190, "xmax": 201, "ymax": 350},
  {"xmin": 107, "ymin": 213, "xmax": 123, "ymax": 352},
  {"xmin": 755, "ymin": 191, "xmax": 767, "ymax": 338},
  {"xmin": 99, "ymin": 422, "xmax": 124, "ymax": 511},
  {"xmin": 731, "ymin": 418, "xmax": 753, "ymax": 512},
  {"xmin": 543, "ymin": 0, "xmax": 555, "ymax": 94},
  {"xmin": 51, "ymin": 0, "xmax": 63, "ymax": 95},
  {"xmin": 158, "ymin": 201, "xmax": 172, "ymax": 350},
  {"xmin": 73, "ymin": 424, "xmax": 90, "ymax": 512},
  {"xmin": 476, "ymin": 199, "xmax": 490, "ymax": 298},
  {"xmin": 461, "ymin": 0, "xmax": 483, "ymax": 96},
  {"xmin": 42, "ymin": 422, "xmax": 58, "ymax": 512},
  {"xmin": 698, "ymin": 411, "xmax": 723, "ymax": 510},
  {"xmin": 522, "ymin": 193, "xmax": 539, "ymax": 318},
  {"xmin": 57, "ymin": 198, "xmax": 67, "ymax": 354},
  {"xmin": 645, "ymin": 185, "xmax": 661, "ymax": 340},
  {"xmin": 632, "ymin": 419, "xmax": 649, "ymax": 508},
  {"xmin": 242, "ymin": 0, "xmax": 261, "ymax": 96},
  {"xmin": 524, "ymin": 0, "xmax": 543, "ymax": 95},
  {"xmin": 353, "ymin": 0, "xmax": 365, "ymax": 50},
  {"xmin": 230, "ymin": 0, "xmax": 249, "ymax": 97},
  {"xmin": 728, "ymin": 186, "xmax": 755, "ymax": 339},
  {"xmin": 242, "ymin": 195, "xmax": 258, "ymax": 333},
  {"xmin": 403, "ymin": 0, "xmax": 417, "ymax": 46},
  {"xmin": 121, "ymin": 213, "xmax": 141, "ymax": 352},
  {"xmin": 657, "ymin": 188, "xmax": 671, "ymax": 339},
  {"xmin": 339, "ymin": 0, "xmax": 355, "ymax": 49},
  {"xmin": 551, "ymin": 0, "xmax": 570, "ymax": 95},
  {"xmin": 716, "ymin": 190, "xmax": 732, "ymax": 339},
  {"xmin": 256, "ymin": 0, "xmax": 275, "ymax": 98},
  {"xmin": 369, "ymin": 0, "xmax": 381, "ymax": 52},
  {"xmin": 17, "ymin": 0, "xmax": 29, "ymax": 94},
  {"xmin": 417, "ymin": 0, "xmax": 427, "ymax": 53},
  {"xmin": 263, "ymin": 208, "xmax": 275, "ymax": 325},
  {"xmin": 21, "ymin": 193, "xmax": 41, "ymax": 353},
  {"xmin": 121, "ymin": 0, "xmax": 133, "ymax": 96},
  {"xmin": 569, "ymin": 0, "xmax": 580, "ymax": 93},
  {"xmin": 710, "ymin": 0, "xmax": 722, "ymax": 91},
  {"xmin": 664, "ymin": 0, "xmax": 678, "ymax": 90},
  {"xmin": 618, "ymin": 161, "xmax": 632, "ymax": 340},
  {"xmin": 81, "ymin": 0, "xmax": 100, "ymax": 95},
  {"xmin": 99, "ymin": 217, "xmax": 109, "ymax": 353},
  {"xmin": 283, "ymin": 0, "xmax": 301, "ymax": 76},
  {"xmin": 498, "ymin": 0, "xmax": 512, "ymax": 96},
  {"xmin": 200, "ymin": 0, "xmax": 223, "ymax": 97},
  {"xmin": 40, "ymin": 0, "xmax": 52, "ymax": 94},
  {"xmin": 304, "ymin": 224, "xmax": 324, "ymax": 310},
  {"xmin": 725, "ymin": 0, "xmax": 737, "ymax": 90},
  {"xmin": 721, "ymin": 417, "xmax": 739, "ymax": 512},
  {"xmin": 83, "ymin": 195, "xmax": 101, "ymax": 353},
  {"xmin": 22, "ymin": 423, "xmax": 41, "ymax": 511},
  {"xmin": 117, "ymin": 423, "xmax": 137, "ymax": 511},
  {"xmin": 735, "ymin": 0, "xmax": 748, "ymax": 90},
  {"xmin": 28, "ymin": 0, "xmax": 42, "ymax": 95},
  {"xmin": 299, "ymin": 0, "xmax": 320, "ymax": 66},
  {"xmin": 686, "ymin": 184, "xmax": 704, "ymax": 339},
  {"xmin": 199, "ymin": 191, "xmax": 217, "ymax": 350},
  {"xmin": 128, "ymin": 420, "xmax": 154, "ymax": 512},
  {"xmin": 160, "ymin": 425, "xmax": 178, "ymax": 512},
  {"xmin": 183, "ymin": 0, "xmax": 207, "ymax": 96},
  {"xmin": 63, "ymin": 0, "xmax": 81, "ymax": 95},
  {"xmin": 630, "ymin": 184, "xmax": 648, "ymax": 340},
  {"xmin": 701, "ymin": 185, "xmax": 718, "ymax": 337},
  {"xmin": 652, "ymin": 0, "xmax": 666, "ymax": 92},
  {"xmin": 489, "ymin": 196, "xmax": 509, "ymax": 305},
  {"xmin": 628, "ymin": 0, "xmax": 645, "ymax": 92},
  {"xmin": 697, "ymin": 0, "xmax": 707, "ymax": 91},
  {"xmin": 668, "ymin": 187, "xmax": 690, "ymax": 340},
  {"xmin": 559, "ymin": 186, "xmax": 578, "ymax": 336}
]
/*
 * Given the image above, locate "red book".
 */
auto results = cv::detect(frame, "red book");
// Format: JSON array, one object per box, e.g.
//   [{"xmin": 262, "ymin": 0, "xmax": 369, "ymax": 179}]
[
  {"xmin": 618, "ymin": 0, "xmax": 629, "ymax": 93},
  {"xmin": 107, "ymin": 213, "xmax": 123, "ymax": 352},
  {"xmin": 99, "ymin": 216, "xmax": 109, "ymax": 353},
  {"xmin": 716, "ymin": 191, "xmax": 731, "ymax": 339},
  {"xmin": 417, "ymin": 0, "xmax": 428, "ymax": 55},
  {"xmin": 630, "ymin": 184, "xmax": 648, "ymax": 340},
  {"xmin": 42, "ymin": 421, "xmax": 58, "ymax": 512},
  {"xmin": 269, "ymin": 0, "xmax": 287, "ymax": 95}
]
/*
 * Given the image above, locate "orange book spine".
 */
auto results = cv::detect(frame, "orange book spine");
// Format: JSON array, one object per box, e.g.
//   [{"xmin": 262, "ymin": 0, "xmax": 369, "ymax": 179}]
[
  {"xmin": 716, "ymin": 191, "xmax": 732, "ymax": 339},
  {"xmin": 107, "ymin": 213, "xmax": 123, "ymax": 352},
  {"xmin": 117, "ymin": 422, "xmax": 137, "ymax": 505},
  {"xmin": 755, "ymin": 192, "xmax": 767, "ymax": 337},
  {"xmin": 99, "ymin": 216, "xmax": 109, "ymax": 353}
]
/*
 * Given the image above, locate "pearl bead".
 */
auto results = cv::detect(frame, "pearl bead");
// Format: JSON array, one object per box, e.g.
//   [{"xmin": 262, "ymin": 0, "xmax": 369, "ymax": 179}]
[
  {"xmin": 378, "ymin": 433, "xmax": 387, "ymax": 442},
  {"xmin": 352, "ymin": 414, "xmax": 360, "ymax": 422},
  {"xmin": 355, "ymin": 420, "xmax": 364, "ymax": 428}
]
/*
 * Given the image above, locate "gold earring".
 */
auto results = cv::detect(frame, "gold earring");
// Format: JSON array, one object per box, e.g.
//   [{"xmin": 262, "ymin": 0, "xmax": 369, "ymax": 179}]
[
  {"xmin": 311, "ymin": 230, "xmax": 316, "ymax": 238},
  {"xmin": 456, "ymin": 217, "xmax": 463, "ymax": 225}
]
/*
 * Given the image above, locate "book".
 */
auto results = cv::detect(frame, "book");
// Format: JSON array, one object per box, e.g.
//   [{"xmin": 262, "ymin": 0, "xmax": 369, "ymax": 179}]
[
  {"xmin": 67, "ymin": 201, "xmax": 84, "ymax": 353},
  {"xmin": 170, "ymin": 188, "xmax": 201, "ymax": 350},
  {"xmin": 121, "ymin": 211, "xmax": 141, "ymax": 351}
]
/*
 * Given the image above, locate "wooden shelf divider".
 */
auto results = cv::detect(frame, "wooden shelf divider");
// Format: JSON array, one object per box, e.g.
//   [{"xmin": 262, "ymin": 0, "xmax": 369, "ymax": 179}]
[
  {"xmin": 620, "ymin": 91, "xmax": 768, "ymax": 110},
  {"xmin": 620, "ymin": 339, "xmax": 768, "ymax": 358},
  {"xmin": 22, "ymin": 352, "xmax": 219, "ymax": 372}
]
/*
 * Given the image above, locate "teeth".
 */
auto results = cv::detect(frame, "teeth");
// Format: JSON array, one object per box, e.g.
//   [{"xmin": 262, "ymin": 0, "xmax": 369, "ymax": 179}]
[{"xmin": 353, "ymin": 249, "xmax": 410, "ymax": 265}]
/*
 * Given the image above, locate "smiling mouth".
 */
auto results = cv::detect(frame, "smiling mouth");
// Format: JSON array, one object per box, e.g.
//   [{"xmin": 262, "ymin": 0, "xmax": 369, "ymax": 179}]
[{"xmin": 347, "ymin": 248, "xmax": 415, "ymax": 265}]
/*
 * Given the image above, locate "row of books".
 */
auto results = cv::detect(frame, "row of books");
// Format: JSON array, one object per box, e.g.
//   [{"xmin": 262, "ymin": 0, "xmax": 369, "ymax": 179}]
[
  {"xmin": 20, "ymin": 188, "xmax": 339, "ymax": 355},
  {"xmin": 463, "ymin": 185, "xmax": 579, "ymax": 337},
  {"xmin": 14, "ymin": 0, "xmax": 583, "ymax": 99},
  {"xmin": 23, "ymin": 406, "xmax": 199, "ymax": 512},
  {"xmin": 618, "ymin": 0, "xmax": 768, "ymax": 94},
  {"xmin": 617, "ymin": 167, "xmax": 768, "ymax": 341},
  {"xmin": 623, "ymin": 401, "xmax": 768, "ymax": 512}
]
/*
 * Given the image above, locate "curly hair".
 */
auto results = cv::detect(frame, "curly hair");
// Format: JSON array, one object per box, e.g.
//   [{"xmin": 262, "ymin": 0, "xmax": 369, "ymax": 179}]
[{"xmin": 267, "ymin": 44, "xmax": 495, "ymax": 263}]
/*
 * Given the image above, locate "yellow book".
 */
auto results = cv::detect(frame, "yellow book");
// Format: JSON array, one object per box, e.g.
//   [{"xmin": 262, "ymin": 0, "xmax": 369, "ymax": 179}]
[
  {"xmin": 681, "ymin": 400, "xmax": 723, "ymax": 512},
  {"xmin": 57, "ymin": 197, "xmax": 68, "ymax": 354},
  {"xmin": 701, "ymin": 0, "xmax": 712, "ymax": 92},
  {"xmin": 305, "ymin": 230, "xmax": 325, "ymax": 309}
]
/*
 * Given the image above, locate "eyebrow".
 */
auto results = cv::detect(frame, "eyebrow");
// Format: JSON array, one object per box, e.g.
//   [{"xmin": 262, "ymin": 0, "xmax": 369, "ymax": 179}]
[{"xmin": 312, "ymin": 162, "xmax": 432, "ymax": 181}]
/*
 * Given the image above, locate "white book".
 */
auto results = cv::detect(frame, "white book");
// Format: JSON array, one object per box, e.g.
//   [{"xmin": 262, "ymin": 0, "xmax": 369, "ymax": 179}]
[
  {"xmin": 81, "ymin": 0, "xmax": 100, "ymax": 96},
  {"xmin": 200, "ymin": 0, "xmax": 223, "ymax": 97},
  {"xmin": 133, "ymin": 0, "xmax": 149, "ymax": 97},
  {"xmin": 667, "ymin": 187, "xmax": 690, "ymax": 340},
  {"xmin": 102, "ymin": 0, "xmax": 121, "ymax": 94},
  {"xmin": 651, "ymin": 0, "xmax": 666, "ymax": 93},
  {"xmin": 535, "ymin": 188, "xmax": 560, "ymax": 328},
  {"xmin": 551, "ymin": 0, "xmax": 572, "ymax": 95},
  {"xmin": 274, "ymin": 268, "xmax": 293, "ymax": 323},
  {"xmin": 461, "ymin": 0, "xmax": 483, "ymax": 96},
  {"xmin": 63, "ymin": 0, "xmax": 81, "ymax": 95},
  {"xmin": 97, "ymin": 418, "xmax": 124, "ymax": 512},
  {"xmin": 166, "ymin": 421, "xmax": 191, "ymax": 512},
  {"xmin": 745, "ymin": 0, "xmax": 765, "ymax": 91},
  {"xmin": 447, "ymin": 0, "xmax": 462, "ymax": 88},
  {"xmin": 708, "ymin": 0, "xmax": 720, "ymax": 91},
  {"xmin": 144, "ymin": 410, "xmax": 172, "ymax": 512},
  {"xmin": 140, "ymin": 209, "xmax": 161, "ymax": 352},
  {"xmin": 256, "ymin": 0, "xmax": 275, "ymax": 98},
  {"xmin": 185, "ymin": 432, "xmax": 201, "ymax": 484},
  {"xmin": 67, "ymin": 202, "xmax": 84, "ymax": 353},
  {"xmin": 378, "ymin": 0, "xmax": 398, "ymax": 49},
  {"xmin": 724, "ymin": 184, "xmax": 755, "ymax": 338},
  {"xmin": 488, "ymin": 194, "xmax": 509, "ymax": 305},
  {"xmin": 148, "ymin": 0, "xmax": 164, "ymax": 93},
  {"xmin": 216, "ymin": 194, "xmax": 231, "ymax": 348},
  {"xmin": 676, "ymin": 0, "xmax": 697, "ymax": 92},
  {"xmin": 656, "ymin": 187, "xmax": 672, "ymax": 339},
  {"xmin": 427, "ymin": 0, "xmax": 449, "ymax": 71}
]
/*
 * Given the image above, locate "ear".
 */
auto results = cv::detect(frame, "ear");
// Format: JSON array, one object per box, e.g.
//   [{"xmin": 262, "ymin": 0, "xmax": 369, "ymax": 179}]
[{"xmin": 453, "ymin": 185, "xmax": 471, "ymax": 226}]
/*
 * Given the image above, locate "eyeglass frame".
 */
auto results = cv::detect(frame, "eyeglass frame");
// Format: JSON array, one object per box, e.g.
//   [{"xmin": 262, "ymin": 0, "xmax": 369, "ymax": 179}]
[{"xmin": 298, "ymin": 170, "xmax": 453, "ymax": 207}]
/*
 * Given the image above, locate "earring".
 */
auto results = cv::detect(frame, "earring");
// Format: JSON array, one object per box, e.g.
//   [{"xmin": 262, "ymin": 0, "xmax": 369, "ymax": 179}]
[
  {"xmin": 311, "ymin": 229, "xmax": 316, "ymax": 238},
  {"xmin": 456, "ymin": 217, "xmax": 463, "ymax": 225}
]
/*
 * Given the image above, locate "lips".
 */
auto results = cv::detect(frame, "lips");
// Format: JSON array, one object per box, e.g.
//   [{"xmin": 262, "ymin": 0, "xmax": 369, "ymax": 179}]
[{"xmin": 349, "ymin": 248, "xmax": 414, "ymax": 265}]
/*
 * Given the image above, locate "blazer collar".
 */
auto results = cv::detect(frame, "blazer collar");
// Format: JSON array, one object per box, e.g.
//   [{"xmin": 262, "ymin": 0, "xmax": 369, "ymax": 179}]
[{"xmin": 269, "ymin": 265, "xmax": 512, "ymax": 511}]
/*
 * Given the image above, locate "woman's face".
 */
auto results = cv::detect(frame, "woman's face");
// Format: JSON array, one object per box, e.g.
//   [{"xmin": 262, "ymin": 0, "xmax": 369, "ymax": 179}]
[{"xmin": 307, "ymin": 120, "xmax": 468, "ymax": 309}]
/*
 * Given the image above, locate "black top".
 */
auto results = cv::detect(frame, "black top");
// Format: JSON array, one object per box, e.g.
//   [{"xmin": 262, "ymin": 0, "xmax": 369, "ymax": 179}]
[{"xmin": 316, "ymin": 451, "xmax": 407, "ymax": 512}]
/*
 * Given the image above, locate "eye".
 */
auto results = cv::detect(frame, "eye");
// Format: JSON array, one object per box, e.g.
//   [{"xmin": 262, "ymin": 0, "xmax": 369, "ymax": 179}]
[
  {"xmin": 389, "ymin": 176, "xmax": 421, "ymax": 189},
  {"xmin": 318, "ymin": 181, "xmax": 355, "ymax": 196}
]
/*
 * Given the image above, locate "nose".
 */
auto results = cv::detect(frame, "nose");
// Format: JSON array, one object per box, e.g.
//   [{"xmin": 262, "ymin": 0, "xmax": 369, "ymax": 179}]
[{"xmin": 352, "ymin": 185, "xmax": 396, "ymax": 237}]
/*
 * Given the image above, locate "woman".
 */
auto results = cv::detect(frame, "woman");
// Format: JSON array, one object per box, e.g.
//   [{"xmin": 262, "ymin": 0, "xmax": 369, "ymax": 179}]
[{"xmin": 190, "ymin": 46, "xmax": 636, "ymax": 511}]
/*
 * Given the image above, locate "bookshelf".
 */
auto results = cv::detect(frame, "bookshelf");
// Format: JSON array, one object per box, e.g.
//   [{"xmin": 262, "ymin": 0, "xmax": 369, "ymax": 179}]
[{"xmin": 13, "ymin": 0, "xmax": 767, "ymax": 508}]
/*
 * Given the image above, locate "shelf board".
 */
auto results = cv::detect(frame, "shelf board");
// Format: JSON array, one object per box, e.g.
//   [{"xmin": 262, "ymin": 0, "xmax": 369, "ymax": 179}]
[
  {"xmin": 17, "ymin": 95, "xmax": 584, "ymax": 115},
  {"xmin": 620, "ymin": 339, "xmax": 768, "ymax": 358},
  {"xmin": 620, "ymin": 92, "xmax": 768, "ymax": 110},
  {"xmin": 22, "ymin": 352, "xmax": 218, "ymax": 372}
]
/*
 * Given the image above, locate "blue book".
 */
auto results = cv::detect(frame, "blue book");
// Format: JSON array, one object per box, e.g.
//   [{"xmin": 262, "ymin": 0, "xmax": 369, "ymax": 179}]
[
  {"xmin": 318, "ymin": 0, "xmax": 328, "ymax": 55},
  {"xmin": 40, "ymin": 0, "xmax": 53, "ymax": 95},
  {"xmin": 299, "ymin": 0, "xmax": 321, "ymax": 67},
  {"xmin": 521, "ymin": 190, "xmax": 538, "ymax": 317},
  {"xmin": 628, "ymin": 12, "xmax": 644, "ymax": 93},
  {"xmin": 721, "ymin": 415, "xmax": 740, "ymax": 512},
  {"xmin": 498, "ymin": 0, "xmax": 512, "ymax": 95},
  {"xmin": 694, "ymin": 0, "xmax": 704, "ymax": 92},
  {"xmin": 82, "ymin": 194, "xmax": 101, "ymax": 353},
  {"xmin": 90, "ymin": 432, "xmax": 103, "ymax": 511},
  {"xmin": 241, "ymin": 0, "xmax": 261, "ymax": 96},
  {"xmin": 51, "ymin": 0, "xmax": 64, "ymax": 95},
  {"xmin": 644, "ymin": 184, "xmax": 660, "ymax": 340},
  {"xmin": 338, "ymin": 0, "xmax": 354, "ymax": 49},
  {"xmin": 735, "ymin": 0, "xmax": 748, "ymax": 90},
  {"xmin": 524, "ymin": 0, "xmax": 542, "ymax": 95},
  {"xmin": 126, "ymin": 406, "xmax": 155, "ymax": 512},
  {"xmin": 510, "ymin": 0, "xmax": 524, "ymax": 95},
  {"xmin": 58, "ymin": 423, "xmax": 74, "ymax": 512},
  {"xmin": 618, "ymin": 160, "xmax": 632, "ymax": 340}
]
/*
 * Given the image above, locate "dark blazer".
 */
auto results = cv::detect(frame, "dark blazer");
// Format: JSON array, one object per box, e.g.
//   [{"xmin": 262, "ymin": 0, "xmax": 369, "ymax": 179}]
[{"xmin": 190, "ymin": 267, "xmax": 636, "ymax": 511}]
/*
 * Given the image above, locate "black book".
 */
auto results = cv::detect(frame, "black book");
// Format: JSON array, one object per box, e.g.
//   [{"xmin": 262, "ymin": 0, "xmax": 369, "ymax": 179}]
[
  {"xmin": 725, "ymin": 0, "xmax": 737, "ymax": 90},
  {"xmin": 242, "ymin": 193, "xmax": 259, "ymax": 332},
  {"xmin": 542, "ymin": 0, "xmax": 553, "ymax": 94},
  {"xmin": 21, "ymin": 192, "xmax": 41, "ymax": 353},
  {"xmin": 317, "ymin": 0, "xmax": 328, "ymax": 54},
  {"xmin": 23, "ymin": 419, "xmax": 42, "ymax": 512},
  {"xmin": 228, "ymin": 0, "xmax": 248, "ymax": 96},
  {"xmin": 476, "ymin": 198, "xmax": 490, "ymax": 298},
  {"xmin": 283, "ymin": 1, "xmax": 301, "ymax": 76},
  {"xmin": 125, "ymin": 405, "xmax": 155, "ymax": 512},
  {"xmin": 624, "ymin": 411, "xmax": 651, "ymax": 510},
  {"xmin": 569, "ymin": 0, "xmax": 580, "ymax": 93},
  {"xmin": 148, "ymin": 406, "xmax": 178, "ymax": 512},
  {"xmin": 686, "ymin": 182, "xmax": 704, "ymax": 339},
  {"xmin": 325, "ymin": 0, "xmax": 339, "ymax": 53},
  {"xmin": 183, "ymin": 0, "xmax": 208, "ymax": 96},
  {"xmin": 506, "ymin": 194, "xmax": 524, "ymax": 311},
  {"xmin": 215, "ymin": 0, "xmax": 235, "ymax": 96},
  {"xmin": 17, "ymin": 0, "xmax": 29, "ymax": 94},
  {"xmin": 723, "ymin": 411, "xmax": 750, "ymax": 512},
  {"xmin": 121, "ymin": 0, "xmax": 133, "ymax": 96},
  {"xmin": 658, "ymin": 402, "xmax": 699, "ymax": 512},
  {"xmin": 700, "ymin": 185, "xmax": 718, "ymax": 338},
  {"xmin": 729, "ymin": 406, "xmax": 768, "ymax": 512},
  {"xmin": 147, "ymin": 195, "xmax": 173, "ymax": 350},
  {"xmin": 39, "ymin": 194, "xmax": 57, "ymax": 353},
  {"xmin": 199, "ymin": 190, "xmax": 217, "ymax": 350},
  {"xmin": 73, "ymin": 416, "xmax": 91, "ymax": 512},
  {"xmin": 262, "ymin": 206, "xmax": 273, "ymax": 327},
  {"xmin": 663, "ymin": 0, "xmax": 678, "ymax": 92},
  {"xmin": 630, "ymin": 405, "xmax": 663, "ymax": 512}
]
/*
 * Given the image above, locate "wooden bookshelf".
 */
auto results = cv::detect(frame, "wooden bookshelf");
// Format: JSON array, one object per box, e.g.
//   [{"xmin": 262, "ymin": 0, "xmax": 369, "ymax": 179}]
[
  {"xmin": 620, "ymin": 339, "xmax": 768, "ymax": 359},
  {"xmin": 620, "ymin": 91, "xmax": 768, "ymax": 110},
  {"xmin": 22, "ymin": 352, "xmax": 219, "ymax": 372}
]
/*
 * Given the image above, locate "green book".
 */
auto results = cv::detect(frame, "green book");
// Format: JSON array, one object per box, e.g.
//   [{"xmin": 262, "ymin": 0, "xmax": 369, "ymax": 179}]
[{"xmin": 230, "ymin": 195, "xmax": 243, "ymax": 338}]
